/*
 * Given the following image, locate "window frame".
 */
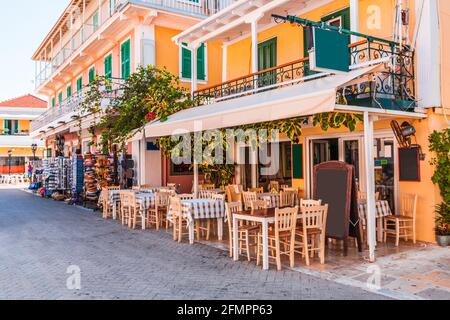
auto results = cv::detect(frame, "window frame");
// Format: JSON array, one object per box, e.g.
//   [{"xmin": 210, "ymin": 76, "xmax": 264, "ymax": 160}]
[
  {"xmin": 179, "ymin": 43, "xmax": 208, "ymax": 83},
  {"xmin": 120, "ymin": 38, "xmax": 131, "ymax": 79}
]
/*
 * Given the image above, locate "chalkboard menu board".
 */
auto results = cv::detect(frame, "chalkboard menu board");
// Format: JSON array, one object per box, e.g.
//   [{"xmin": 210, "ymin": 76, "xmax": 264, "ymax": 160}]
[
  {"xmin": 313, "ymin": 161, "xmax": 361, "ymax": 255},
  {"xmin": 399, "ymin": 147, "xmax": 420, "ymax": 181}
]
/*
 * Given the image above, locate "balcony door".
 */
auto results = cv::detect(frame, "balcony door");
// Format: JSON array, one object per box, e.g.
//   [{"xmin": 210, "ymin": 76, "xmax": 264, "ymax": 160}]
[{"xmin": 258, "ymin": 38, "xmax": 277, "ymax": 87}]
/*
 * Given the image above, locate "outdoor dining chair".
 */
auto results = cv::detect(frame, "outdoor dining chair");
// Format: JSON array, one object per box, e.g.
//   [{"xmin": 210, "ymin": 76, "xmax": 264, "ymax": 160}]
[
  {"xmin": 269, "ymin": 181, "xmax": 280, "ymax": 192},
  {"xmin": 242, "ymin": 191, "xmax": 257, "ymax": 210},
  {"xmin": 226, "ymin": 202, "xmax": 259, "ymax": 261},
  {"xmin": 294, "ymin": 204, "xmax": 329, "ymax": 266},
  {"xmin": 250, "ymin": 200, "xmax": 267, "ymax": 211},
  {"xmin": 256, "ymin": 206, "xmax": 298, "ymax": 270},
  {"xmin": 100, "ymin": 189, "xmax": 113, "ymax": 219},
  {"xmin": 280, "ymin": 191, "xmax": 295, "ymax": 207},
  {"xmin": 384, "ymin": 193, "xmax": 418, "ymax": 246},
  {"xmin": 248, "ymin": 187, "xmax": 264, "ymax": 193},
  {"xmin": 119, "ymin": 191, "xmax": 134, "ymax": 227},
  {"xmin": 147, "ymin": 192, "xmax": 170, "ymax": 230}
]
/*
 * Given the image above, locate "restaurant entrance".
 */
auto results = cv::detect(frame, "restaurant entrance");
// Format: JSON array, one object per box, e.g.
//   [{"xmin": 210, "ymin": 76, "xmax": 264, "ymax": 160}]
[{"xmin": 306, "ymin": 132, "xmax": 398, "ymax": 211}]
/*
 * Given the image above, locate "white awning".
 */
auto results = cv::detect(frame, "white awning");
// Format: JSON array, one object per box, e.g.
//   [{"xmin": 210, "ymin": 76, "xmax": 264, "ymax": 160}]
[{"xmin": 130, "ymin": 65, "xmax": 382, "ymax": 141}]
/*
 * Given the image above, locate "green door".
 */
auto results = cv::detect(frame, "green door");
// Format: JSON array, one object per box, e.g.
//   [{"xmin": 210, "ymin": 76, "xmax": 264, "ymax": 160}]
[
  {"xmin": 89, "ymin": 67, "xmax": 95, "ymax": 83},
  {"xmin": 76, "ymin": 77, "xmax": 83, "ymax": 93},
  {"xmin": 257, "ymin": 38, "xmax": 277, "ymax": 87}
]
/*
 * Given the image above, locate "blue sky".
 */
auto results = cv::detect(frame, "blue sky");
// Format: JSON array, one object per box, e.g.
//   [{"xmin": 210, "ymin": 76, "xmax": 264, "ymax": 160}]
[{"xmin": 0, "ymin": 0, "xmax": 69, "ymax": 102}]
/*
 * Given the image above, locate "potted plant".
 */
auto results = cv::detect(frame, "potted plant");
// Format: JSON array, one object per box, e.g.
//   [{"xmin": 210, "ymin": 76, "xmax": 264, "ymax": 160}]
[
  {"xmin": 429, "ymin": 129, "xmax": 450, "ymax": 246},
  {"xmin": 435, "ymin": 202, "xmax": 450, "ymax": 246}
]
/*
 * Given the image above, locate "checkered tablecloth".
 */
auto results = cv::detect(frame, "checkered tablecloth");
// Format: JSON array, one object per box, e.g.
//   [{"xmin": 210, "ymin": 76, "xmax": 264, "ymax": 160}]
[
  {"xmin": 168, "ymin": 199, "xmax": 226, "ymax": 226},
  {"xmin": 135, "ymin": 193, "xmax": 156, "ymax": 212},
  {"xmin": 257, "ymin": 193, "xmax": 300, "ymax": 208},
  {"xmin": 358, "ymin": 200, "xmax": 392, "ymax": 219}
]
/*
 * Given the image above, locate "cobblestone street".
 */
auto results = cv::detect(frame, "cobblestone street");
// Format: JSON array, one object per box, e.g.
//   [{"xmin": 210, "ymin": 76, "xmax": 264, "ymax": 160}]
[{"xmin": 0, "ymin": 188, "xmax": 387, "ymax": 300}]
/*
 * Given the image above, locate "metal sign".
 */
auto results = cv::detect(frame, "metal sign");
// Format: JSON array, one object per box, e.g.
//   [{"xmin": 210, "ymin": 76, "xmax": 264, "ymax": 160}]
[{"xmin": 309, "ymin": 28, "xmax": 350, "ymax": 73}]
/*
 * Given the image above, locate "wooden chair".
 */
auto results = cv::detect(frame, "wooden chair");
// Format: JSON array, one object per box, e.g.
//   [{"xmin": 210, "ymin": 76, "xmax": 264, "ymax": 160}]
[
  {"xmin": 200, "ymin": 183, "xmax": 216, "ymax": 190},
  {"xmin": 279, "ymin": 191, "xmax": 295, "ymax": 207},
  {"xmin": 283, "ymin": 187, "xmax": 299, "ymax": 193},
  {"xmin": 250, "ymin": 200, "xmax": 267, "ymax": 211},
  {"xmin": 101, "ymin": 189, "xmax": 112, "ymax": 219},
  {"xmin": 147, "ymin": 192, "xmax": 170, "ymax": 230},
  {"xmin": 358, "ymin": 191, "xmax": 380, "ymax": 201},
  {"xmin": 225, "ymin": 185, "xmax": 243, "ymax": 203},
  {"xmin": 226, "ymin": 202, "xmax": 259, "ymax": 261},
  {"xmin": 211, "ymin": 193, "xmax": 225, "ymax": 201},
  {"xmin": 178, "ymin": 193, "xmax": 194, "ymax": 200},
  {"xmin": 269, "ymin": 180, "xmax": 279, "ymax": 192},
  {"xmin": 169, "ymin": 197, "xmax": 184, "ymax": 242},
  {"xmin": 106, "ymin": 186, "xmax": 120, "ymax": 190},
  {"xmin": 384, "ymin": 193, "xmax": 418, "ymax": 246},
  {"xmin": 140, "ymin": 184, "xmax": 153, "ymax": 189},
  {"xmin": 132, "ymin": 186, "xmax": 141, "ymax": 191},
  {"xmin": 256, "ymin": 206, "xmax": 298, "ymax": 270},
  {"xmin": 280, "ymin": 184, "xmax": 289, "ymax": 191},
  {"xmin": 294, "ymin": 205, "xmax": 328, "ymax": 266},
  {"xmin": 119, "ymin": 191, "xmax": 134, "ymax": 227},
  {"xmin": 248, "ymin": 187, "xmax": 264, "ymax": 193},
  {"xmin": 300, "ymin": 199, "xmax": 322, "ymax": 207},
  {"xmin": 129, "ymin": 192, "xmax": 145, "ymax": 229},
  {"xmin": 198, "ymin": 190, "xmax": 214, "ymax": 199},
  {"xmin": 242, "ymin": 191, "xmax": 257, "ymax": 210}
]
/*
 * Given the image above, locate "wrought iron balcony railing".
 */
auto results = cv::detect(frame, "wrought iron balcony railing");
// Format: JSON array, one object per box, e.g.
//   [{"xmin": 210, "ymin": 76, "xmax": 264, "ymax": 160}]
[
  {"xmin": 194, "ymin": 39, "xmax": 416, "ymax": 110},
  {"xmin": 30, "ymin": 80, "xmax": 124, "ymax": 134},
  {"xmin": 35, "ymin": 0, "xmax": 236, "ymax": 88}
]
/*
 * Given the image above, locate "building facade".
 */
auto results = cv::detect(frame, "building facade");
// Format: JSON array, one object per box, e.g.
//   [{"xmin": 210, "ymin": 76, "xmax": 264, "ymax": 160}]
[
  {"xmin": 31, "ymin": 0, "xmax": 449, "ymax": 249},
  {"xmin": 0, "ymin": 95, "xmax": 46, "ymax": 174}
]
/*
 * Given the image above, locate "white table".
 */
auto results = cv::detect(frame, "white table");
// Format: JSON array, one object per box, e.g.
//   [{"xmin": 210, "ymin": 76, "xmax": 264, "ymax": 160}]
[
  {"xmin": 169, "ymin": 198, "xmax": 226, "ymax": 244},
  {"xmin": 232, "ymin": 208, "xmax": 277, "ymax": 270}
]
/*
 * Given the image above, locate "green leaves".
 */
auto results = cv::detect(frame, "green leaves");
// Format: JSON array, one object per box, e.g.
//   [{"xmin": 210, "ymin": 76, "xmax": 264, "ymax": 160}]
[
  {"xmin": 429, "ymin": 129, "xmax": 450, "ymax": 206},
  {"xmin": 80, "ymin": 66, "xmax": 196, "ymax": 148}
]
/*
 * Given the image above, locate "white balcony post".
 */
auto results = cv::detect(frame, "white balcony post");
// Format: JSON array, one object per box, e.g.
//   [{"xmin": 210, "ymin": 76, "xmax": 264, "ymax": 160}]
[
  {"xmin": 98, "ymin": 0, "xmax": 103, "ymax": 24},
  {"xmin": 251, "ymin": 148, "xmax": 258, "ymax": 188},
  {"xmin": 363, "ymin": 111, "xmax": 377, "ymax": 262},
  {"xmin": 222, "ymin": 44, "xmax": 228, "ymax": 82},
  {"xmin": 250, "ymin": 19, "xmax": 259, "ymax": 73},
  {"xmin": 350, "ymin": 0, "xmax": 359, "ymax": 43}
]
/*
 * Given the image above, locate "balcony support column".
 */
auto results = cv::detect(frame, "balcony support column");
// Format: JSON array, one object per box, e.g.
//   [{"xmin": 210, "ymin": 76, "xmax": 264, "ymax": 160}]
[
  {"xmin": 350, "ymin": 0, "xmax": 359, "ymax": 43},
  {"xmin": 363, "ymin": 111, "xmax": 377, "ymax": 263},
  {"xmin": 222, "ymin": 44, "xmax": 228, "ymax": 82}
]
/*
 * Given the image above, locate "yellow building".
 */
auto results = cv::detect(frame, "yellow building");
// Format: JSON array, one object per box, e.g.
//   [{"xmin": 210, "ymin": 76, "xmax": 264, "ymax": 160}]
[
  {"xmin": 31, "ymin": 0, "xmax": 449, "ymax": 260},
  {"xmin": 0, "ymin": 94, "xmax": 46, "ymax": 174},
  {"xmin": 131, "ymin": 0, "xmax": 448, "ymax": 261}
]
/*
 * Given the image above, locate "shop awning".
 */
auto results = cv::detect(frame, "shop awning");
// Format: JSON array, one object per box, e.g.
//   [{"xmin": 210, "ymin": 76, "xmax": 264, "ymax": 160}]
[{"xmin": 130, "ymin": 65, "xmax": 383, "ymax": 141}]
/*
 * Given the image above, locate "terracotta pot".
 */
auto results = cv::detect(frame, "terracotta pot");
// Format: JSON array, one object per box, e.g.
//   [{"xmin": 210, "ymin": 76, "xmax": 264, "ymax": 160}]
[{"xmin": 436, "ymin": 235, "xmax": 450, "ymax": 247}]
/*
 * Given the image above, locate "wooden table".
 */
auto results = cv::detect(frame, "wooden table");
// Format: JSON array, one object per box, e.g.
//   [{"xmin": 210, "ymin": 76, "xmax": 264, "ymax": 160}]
[{"xmin": 232, "ymin": 208, "xmax": 277, "ymax": 270}]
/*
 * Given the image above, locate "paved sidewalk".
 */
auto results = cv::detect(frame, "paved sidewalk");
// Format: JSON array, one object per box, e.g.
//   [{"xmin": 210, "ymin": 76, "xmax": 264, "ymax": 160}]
[{"xmin": 0, "ymin": 188, "xmax": 387, "ymax": 300}]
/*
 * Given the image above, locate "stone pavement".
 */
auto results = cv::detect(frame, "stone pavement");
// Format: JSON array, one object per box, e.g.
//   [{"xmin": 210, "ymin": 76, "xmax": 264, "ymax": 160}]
[{"xmin": 0, "ymin": 188, "xmax": 387, "ymax": 300}]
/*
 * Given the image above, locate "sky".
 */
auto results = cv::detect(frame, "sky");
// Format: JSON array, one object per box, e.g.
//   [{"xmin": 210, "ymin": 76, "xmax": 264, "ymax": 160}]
[{"xmin": 0, "ymin": 0, "xmax": 70, "ymax": 102}]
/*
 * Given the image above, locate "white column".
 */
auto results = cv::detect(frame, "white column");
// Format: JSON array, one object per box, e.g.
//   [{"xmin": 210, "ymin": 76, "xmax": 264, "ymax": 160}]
[
  {"xmin": 251, "ymin": 19, "xmax": 259, "ymax": 73},
  {"xmin": 190, "ymin": 44, "xmax": 199, "ymax": 94},
  {"xmin": 415, "ymin": 0, "xmax": 441, "ymax": 108},
  {"xmin": 350, "ymin": 0, "xmax": 359, "ymax": 43},
  {"xmin": 98, "ymin": 0, "xmax": 102, "ymax": 24},
  {"xmin": 363, "ymin": 112, "xmax": 377, "ymax": 262},
  {"xmin": 251, "ymin": 148, "xmax": 258, "ymax": 188},
  {"xmin": 222, "ymin": 44, "xmax": 228, "ymax": 82}
]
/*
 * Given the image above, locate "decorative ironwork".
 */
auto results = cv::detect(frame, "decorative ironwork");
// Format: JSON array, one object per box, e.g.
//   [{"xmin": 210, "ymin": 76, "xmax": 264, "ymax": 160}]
[
  {"xmin": 344, "ymin": 39, "xmax": 416, "ymax": 110},
  {"xmin": 194, "ymin": 58, "xmax": 325, "ymax": 105}
]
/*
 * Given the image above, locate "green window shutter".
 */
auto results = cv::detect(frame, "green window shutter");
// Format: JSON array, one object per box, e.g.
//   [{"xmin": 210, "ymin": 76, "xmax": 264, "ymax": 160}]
[
  {"xmin": 66, "ymin": 85, "xmax": 72, "ymax": 98},
  {"xmin": 292, "ymin": 144, "xmax": 303, "ymax": 179},
  {"xmin": 76, "ymin": 77, "xmax": 83, "ymax": 92},
  {"xmin": 51, "ymin": 97, "xmax": 55, "ymax": 108},
  {"xmin": 197, "ymin": 44, "xmax": 205, "ymax": 81},
  {"xmin": 4, "ymin": 120, "xmax": 10, "ymax": 134},
  {"xmin": 58, "ymin": 92, "xmax": 63, "ymax": 105},
  {"xmin": 104, "ymin": 54, "xmax": 112, "ymax": 79},
  {"xmin": 89, "ymin": 67, "xmax": 95, "ymax": 83},
  {"xmin": 121, "ymin": 39, "xmax": 131, "ymax": 79},
  {"xmin": 14, "ymin": 120, "xmax": 19, "ymax": 134},
  {"xmin": 181, "ymin": 43, "xmax": 206, "ymax": 80},
  {"xmin": 181, "ymin": 43, "xmax": 192, "ymax": 79},
  {"xmin": 93, "ymin": 12, "xmax": 99, "ymax": 31}
]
